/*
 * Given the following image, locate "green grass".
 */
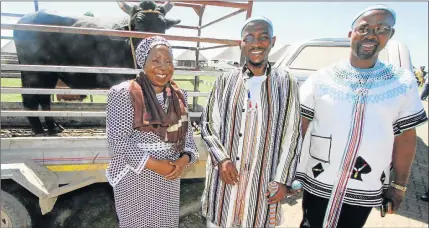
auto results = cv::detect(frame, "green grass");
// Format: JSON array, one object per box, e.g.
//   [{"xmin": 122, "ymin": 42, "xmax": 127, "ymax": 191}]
[
  {"xmin": 0, "ymin": 76, "xmax": 216, "ymax": 107},
  {"xmin": 1, "ymin": 78, "xmax": 22, "ymax": 102}
]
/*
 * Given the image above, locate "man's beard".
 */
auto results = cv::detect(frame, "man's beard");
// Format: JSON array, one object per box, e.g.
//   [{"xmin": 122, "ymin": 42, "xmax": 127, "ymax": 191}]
[
  {"xmin": 355, "ymin": 41, "xmax": 379, "ymax": 60},
  {"xmin": 246, "ymin": 59, "xmax": 265, "ymax": 67}
]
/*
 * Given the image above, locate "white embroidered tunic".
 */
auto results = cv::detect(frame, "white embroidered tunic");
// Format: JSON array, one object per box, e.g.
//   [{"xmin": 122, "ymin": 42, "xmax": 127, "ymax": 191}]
[{"xmin": 296, "ymin": 60, "xmax": 428, "ymax": 207}]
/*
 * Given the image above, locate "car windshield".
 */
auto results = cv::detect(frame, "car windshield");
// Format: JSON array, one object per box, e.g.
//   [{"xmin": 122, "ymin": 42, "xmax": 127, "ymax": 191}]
[{"xmin": 285, "ymin": 45, "xmax": 389, "ymax": 71}]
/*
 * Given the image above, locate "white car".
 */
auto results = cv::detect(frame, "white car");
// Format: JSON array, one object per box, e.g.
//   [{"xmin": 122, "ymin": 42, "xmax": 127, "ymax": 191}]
[
  {"xmin": 207, "ymin": 60, "xmax": 240, "ymax": 71},
  {"xmin": 273, "ymin": 38, "xmax": 412, "ymax": 87}
]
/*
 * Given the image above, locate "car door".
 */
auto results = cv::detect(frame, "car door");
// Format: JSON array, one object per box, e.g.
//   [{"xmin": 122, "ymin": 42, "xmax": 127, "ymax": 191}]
[
  {"xmin": 280, "ymin": 43, "xmax": 351, "ymax": 86},
  {"xmin": 274, "ymin": 40, "xmax": 395, "ymax": 87}
]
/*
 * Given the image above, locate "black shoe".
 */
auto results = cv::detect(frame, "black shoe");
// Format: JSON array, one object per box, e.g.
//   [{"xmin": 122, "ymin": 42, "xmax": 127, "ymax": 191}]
[{"xmin": 421, "ymin": 192, "xmax": 428, "ymax": 202}]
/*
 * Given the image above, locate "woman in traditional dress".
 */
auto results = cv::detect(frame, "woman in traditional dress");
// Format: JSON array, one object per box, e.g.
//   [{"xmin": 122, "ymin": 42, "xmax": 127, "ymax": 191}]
[{"xmin": 105, "ymin": 36, "xmax": 199, "ymax": 227}]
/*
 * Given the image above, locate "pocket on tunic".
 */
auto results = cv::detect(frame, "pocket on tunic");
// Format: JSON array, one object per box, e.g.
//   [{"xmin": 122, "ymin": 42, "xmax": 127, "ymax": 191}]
[{"xmin": 309, "ymin": 133, "xmax": 332, "ymax": 163}]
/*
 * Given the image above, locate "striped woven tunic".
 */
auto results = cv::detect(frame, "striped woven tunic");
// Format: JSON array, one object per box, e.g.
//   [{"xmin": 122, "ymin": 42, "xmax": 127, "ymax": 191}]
[{"xmin": 200, "ymin": 65, "xmax": 303, "ymax": 227}]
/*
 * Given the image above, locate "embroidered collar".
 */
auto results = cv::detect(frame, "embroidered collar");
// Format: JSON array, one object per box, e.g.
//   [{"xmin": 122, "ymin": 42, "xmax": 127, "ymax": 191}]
[
  {"xmin": 334, "ymin": 59, "xmax": 391, "ymax": 80},
  {"xmin": 316, "ymin": 58, "xmax": 414, "ymax": 103}
]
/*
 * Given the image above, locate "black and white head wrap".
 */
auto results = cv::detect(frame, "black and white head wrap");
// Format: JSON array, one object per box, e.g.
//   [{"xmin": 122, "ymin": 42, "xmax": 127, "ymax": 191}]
[{"xmin": 135, "ymin": 36, "xmax": 173, "ymax": 68}]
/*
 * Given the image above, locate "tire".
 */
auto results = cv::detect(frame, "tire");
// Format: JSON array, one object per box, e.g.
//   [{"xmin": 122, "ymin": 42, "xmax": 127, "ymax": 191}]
[{"xmin": 1, "ymin": 190, "xmax": 32, "ymax": 228}]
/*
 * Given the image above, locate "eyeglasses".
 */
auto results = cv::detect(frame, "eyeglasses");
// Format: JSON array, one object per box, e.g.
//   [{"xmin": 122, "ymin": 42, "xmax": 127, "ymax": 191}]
[
  {"xmin": 354, "ymin": 25, "xmax": 392, "ymax": 36},
  {"xmin": 242, "ymin": 35, "xmax": 271, "ymax": 43}
]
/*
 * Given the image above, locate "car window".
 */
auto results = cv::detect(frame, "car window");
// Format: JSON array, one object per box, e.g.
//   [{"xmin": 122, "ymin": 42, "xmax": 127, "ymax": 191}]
[{"xmin": 287, "ymin": 45, "xmax": 388, "ymax": 71}]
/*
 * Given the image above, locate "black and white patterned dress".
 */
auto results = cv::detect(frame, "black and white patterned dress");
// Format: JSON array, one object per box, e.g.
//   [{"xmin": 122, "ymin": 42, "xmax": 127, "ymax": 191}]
[{"xmin": 105, "ymin": 80, "xmax": 199, "ymax": 228}]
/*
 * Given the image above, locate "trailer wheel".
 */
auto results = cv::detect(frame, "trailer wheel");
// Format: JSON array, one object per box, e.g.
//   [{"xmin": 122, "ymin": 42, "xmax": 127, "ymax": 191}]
[{"xmin": 1, "ymin": 190, "xmax": 32, "ymax": 228}]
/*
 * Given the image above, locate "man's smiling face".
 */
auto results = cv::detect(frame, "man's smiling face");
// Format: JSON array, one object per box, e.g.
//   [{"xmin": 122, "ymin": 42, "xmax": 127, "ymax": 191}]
[
  {"xmin": 348, "ymin": 10, "xmax": 395, "ymax": 60},
  {"xmin": 240, "ymin": 20, "xmax": 276, "ymax": 67}
]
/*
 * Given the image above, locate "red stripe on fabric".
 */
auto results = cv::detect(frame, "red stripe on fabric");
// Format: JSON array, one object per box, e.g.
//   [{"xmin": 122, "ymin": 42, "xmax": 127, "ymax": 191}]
[{"xmin": 326, "ymin": 102, "xmax": 366, "ymax": 226}]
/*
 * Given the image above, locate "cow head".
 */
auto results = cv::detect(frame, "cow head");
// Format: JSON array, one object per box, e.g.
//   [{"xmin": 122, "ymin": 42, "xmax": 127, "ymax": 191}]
[{"xmin": 117, "ymin": 0, "xmax": 181, "ymax": 34}]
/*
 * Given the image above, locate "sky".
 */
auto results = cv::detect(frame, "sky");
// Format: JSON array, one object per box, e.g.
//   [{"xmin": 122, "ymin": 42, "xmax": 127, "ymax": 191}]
[{"xmin": 1, "ymin": 1, "xmax": 428, "ymax": 67}]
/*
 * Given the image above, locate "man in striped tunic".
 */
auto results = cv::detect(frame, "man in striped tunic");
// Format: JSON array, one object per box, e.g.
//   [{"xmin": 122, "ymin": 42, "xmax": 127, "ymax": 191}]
[
  {"xmin": 296, "ymin": 5, "xmax": 428, "ymax": 228},
  {"xmin": 200, "ymin": 16, "xmax": 303, "ymax": 228}
]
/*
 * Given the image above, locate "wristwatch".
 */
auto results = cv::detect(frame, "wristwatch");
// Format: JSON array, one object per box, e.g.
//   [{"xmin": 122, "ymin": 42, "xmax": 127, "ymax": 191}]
[{"xmin": 390, "ymin": 181, "xmax": 407, "ymax": 192}]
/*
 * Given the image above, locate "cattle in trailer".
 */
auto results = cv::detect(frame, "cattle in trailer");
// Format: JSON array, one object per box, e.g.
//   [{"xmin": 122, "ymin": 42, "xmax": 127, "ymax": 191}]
[{"xmin": 13, "ymin": 0, "xmax": 181, "ymax": 136}]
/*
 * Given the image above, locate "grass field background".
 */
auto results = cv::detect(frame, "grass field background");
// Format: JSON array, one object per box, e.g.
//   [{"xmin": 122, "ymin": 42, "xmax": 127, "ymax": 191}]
[{"xmin": 1, "ymin": 75, "xmax": 216, "ymax": 106}]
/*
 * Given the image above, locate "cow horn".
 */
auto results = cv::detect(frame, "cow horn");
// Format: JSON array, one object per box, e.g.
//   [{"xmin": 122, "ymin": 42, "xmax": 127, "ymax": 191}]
[
  {"xmin": 162, "ymin": 1, "xmax": 174, "ymax": 14},
  {"xmin": 117, "ymin": 0, "xmax": 134, "ymax": 16}
]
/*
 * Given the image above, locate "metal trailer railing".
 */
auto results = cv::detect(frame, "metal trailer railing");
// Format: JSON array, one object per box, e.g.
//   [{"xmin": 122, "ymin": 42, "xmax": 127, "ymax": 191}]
[
  {"xmin": 1, "ymin": 0, "xmax": 253, "ymax": 110},
  {"xmin": 0, "ymin": 64, "xmax": 217, "ymax": 118},
  {"xmin": 0, "ymin": 20, "xmax": 240, "ymax": 117}
]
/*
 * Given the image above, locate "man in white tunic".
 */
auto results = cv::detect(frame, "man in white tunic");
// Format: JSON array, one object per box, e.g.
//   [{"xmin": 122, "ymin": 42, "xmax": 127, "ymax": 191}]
[
  {"xmin": 200, "ymin": 16, "xmax": 302, "ymax": 228},
  {"xmin": 296, "ymin": 5, "xmax": 428, "ymax": 228}
]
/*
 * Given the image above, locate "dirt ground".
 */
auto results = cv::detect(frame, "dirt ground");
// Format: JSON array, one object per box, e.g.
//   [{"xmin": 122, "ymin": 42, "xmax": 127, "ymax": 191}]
[{"xmin": 30, "ymin": 179, "xmax": 206, "ymax": 228}]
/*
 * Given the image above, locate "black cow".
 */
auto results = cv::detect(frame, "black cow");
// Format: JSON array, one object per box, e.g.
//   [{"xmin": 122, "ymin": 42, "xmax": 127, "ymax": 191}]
[{"xmin": 13, "ymin": 0, "xmax": 181, "ymax": 136}]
